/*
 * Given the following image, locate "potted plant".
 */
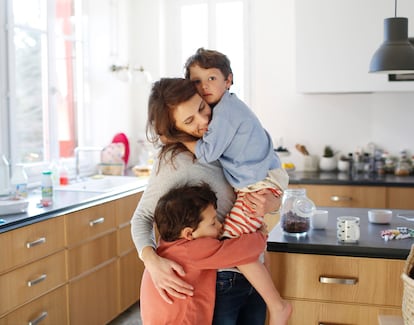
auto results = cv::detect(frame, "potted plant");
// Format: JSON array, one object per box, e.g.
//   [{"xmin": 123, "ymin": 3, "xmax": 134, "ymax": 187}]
[{"xmin": 319, "ymin": 146, "xmax": 337, "ymax": 171}]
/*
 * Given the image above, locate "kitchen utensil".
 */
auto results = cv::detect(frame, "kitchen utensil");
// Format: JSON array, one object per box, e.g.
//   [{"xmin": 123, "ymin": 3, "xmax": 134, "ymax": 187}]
[
  {"xmin": 295, "ymin": 144, "xmax": 309, "ymax": 156},
  {"xmin": 398, "ymin": 215, "xmax": 414, "ymax": 222}
]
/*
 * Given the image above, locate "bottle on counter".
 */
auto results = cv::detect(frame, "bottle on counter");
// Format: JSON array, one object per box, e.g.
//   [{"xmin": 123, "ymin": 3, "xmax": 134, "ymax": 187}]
[
  {"xmin": 59, "ymin": 163, "xmax": 69, "ymax": 185},
  {"xmin": 10, "ymin": 164, "xmax": 28, "ymax": 198},
  {"xmin": 0, "ymin": 154, "xmax": 10, "ymax": 196},
  {"xmin": 41, "ymin": 170, "xmax": 53, "ymax": 206}
]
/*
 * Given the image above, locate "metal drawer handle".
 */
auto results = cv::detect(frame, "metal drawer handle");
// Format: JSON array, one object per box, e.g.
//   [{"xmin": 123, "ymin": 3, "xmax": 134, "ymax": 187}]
[
  {"xmin": 27, "ymin": 274, "xmax": 47, "ymax": 287},
  {"xmin": 28, "ymin": 311, "xmax": 48, "ymax": 325},
  {"xmin": 89, "ymin": 217, "xmax": 105, "ymax": 227},
  {"xmin": 319, "ymin": 276, "xmax": 358, "ymax": 285},
  {"xmin": 319, "ymin": 323, "xmax": 350, "ymax": 325},
  {"xmin": 330, "ymin": 195, "xmax": 352, "ymax": 202},
  {"xmin": 26, "ymin": 237, "xmax": 46, "ymax": 248}
]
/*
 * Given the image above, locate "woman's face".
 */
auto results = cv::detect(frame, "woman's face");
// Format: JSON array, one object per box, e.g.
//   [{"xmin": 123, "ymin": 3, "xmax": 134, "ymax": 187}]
[{"xmin": 173, "ymin": 93, "xmax": 212, "ymax": 138}]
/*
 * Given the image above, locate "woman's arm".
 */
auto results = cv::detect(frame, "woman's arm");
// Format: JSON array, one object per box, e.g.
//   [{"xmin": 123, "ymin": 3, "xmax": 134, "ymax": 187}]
[{"xmin": 131, "ymin": 154, "xmax": 196, "ymax": 303}]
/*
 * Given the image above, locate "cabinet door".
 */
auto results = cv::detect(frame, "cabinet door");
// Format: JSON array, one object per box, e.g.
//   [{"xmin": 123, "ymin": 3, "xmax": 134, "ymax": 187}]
[
  {"xmin": 269, "ymin": 252, "xmax": 404, "ymax": 306},
  {"xmin": 69, "ymin": 260, "xmax": 119, "ymax": 325},
  {"xmin": 119, "ymin": 250, "xmax": 144, "ymax": 312},
  {"xmin": 287, "ymin": 299, "xmax": 401, "ymax": 325},
  {"xmin": 387, "ymin": 187, "xmax": 414, "ymax": 209},
  {"xmin": 291, "ymin": 184, "xmax": 386, "ymax": 208},
  {"xmin": 296, "ymin": 0, "xmax": 414, "ymax": 93},
  {"xmin": 115, "ymin": 192, "xmax": 142, "ymax": 226}
]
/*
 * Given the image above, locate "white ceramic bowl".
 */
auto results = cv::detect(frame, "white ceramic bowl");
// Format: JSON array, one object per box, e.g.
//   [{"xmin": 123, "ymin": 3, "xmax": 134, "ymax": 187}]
[
  {"xmin": 368, "ymin": 210, "xmax": 392, "ymax": 224},
  {"xmin": 0, "ymin": 198, "xmax": 29, "ymax": 215}
]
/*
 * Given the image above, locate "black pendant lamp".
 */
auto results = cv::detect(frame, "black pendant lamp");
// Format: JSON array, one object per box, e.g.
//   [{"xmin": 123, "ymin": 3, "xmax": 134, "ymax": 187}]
[{"xmin": 369, "ymin": 0, "xmax": 414, "ymax": 73}]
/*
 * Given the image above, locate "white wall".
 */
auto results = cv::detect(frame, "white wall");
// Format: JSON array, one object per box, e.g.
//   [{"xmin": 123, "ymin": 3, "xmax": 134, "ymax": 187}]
[
  {"xmin": 249, "ymin": 0, "xmax": 414, "ymax": 169},
  {"xmin": 86, "ymin": 0, "xmax": 414, "ymax": 170}
]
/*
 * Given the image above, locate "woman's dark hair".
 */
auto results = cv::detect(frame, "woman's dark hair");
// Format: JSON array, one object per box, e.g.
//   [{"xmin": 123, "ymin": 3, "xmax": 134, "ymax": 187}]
[
  {"xmin": 154, "ymin": 183, "xmax": 218, "ymax": 242},
  {"xmin": 146, "ymin": 78, "xmax": 200, "ymax": 166},
  {"xmin": 184, "ymin": 48, "xmax": 233, "ymax": 84}
]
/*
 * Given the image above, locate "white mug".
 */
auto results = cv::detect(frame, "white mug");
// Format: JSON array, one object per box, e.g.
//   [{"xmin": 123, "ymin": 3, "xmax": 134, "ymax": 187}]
[
  {"xmin": 311, "ymin": 210, "xmax": 328, "ymax": 229},
  {"xmin": 337, "ymin": 216, "xmax": 360, "ymax": 243}
]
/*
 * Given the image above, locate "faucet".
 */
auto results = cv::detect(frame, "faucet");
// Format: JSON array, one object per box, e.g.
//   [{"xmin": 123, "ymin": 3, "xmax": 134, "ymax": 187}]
[{"xmin": 74, "ymin": 146, "xmax": 103, "ymax": 181}]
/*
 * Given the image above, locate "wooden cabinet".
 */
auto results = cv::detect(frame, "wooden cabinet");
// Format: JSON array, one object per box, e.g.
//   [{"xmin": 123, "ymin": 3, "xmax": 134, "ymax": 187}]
[
  {"xmin": 290, "ymin": 184, "xmax": 414, "ymax": 209},
  {"xmin": 0, "ymin": 190, "xmax": 144, "ymax": 325},
  {"xmin": 289, "ymin": 184, "xmax": 387, "ymax": 208},
  {"xmin": 115, "ymin": 192, "xmax": 145, "ymax": 312},
  {"xmin": 0, "ymin": 217, "xmax": 68, "ymax": 324},
  {"xmin": 387, "ymin": 187, "xmax": 414, "ymax": 209},
  {"xmin": 269, "ymin": 252, "xmax": 404, "ymax": 325}
]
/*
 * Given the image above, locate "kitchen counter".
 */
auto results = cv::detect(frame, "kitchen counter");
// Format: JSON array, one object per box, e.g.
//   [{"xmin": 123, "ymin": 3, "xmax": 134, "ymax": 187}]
[
  {"xmin": 289, "ymin": 171, "xmax": 414, "ymax": 187},
  {"xmin": 267, "ymin": 207, "xmax": 414, "ymax": 260},
  {"xmin": 0, "ymin": 178, "xmax": 148, "ymax": 233}
]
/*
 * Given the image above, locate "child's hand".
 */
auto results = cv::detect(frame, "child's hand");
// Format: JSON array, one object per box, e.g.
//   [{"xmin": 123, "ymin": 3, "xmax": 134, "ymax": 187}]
[
  {"xmin": 258, "ymin": 224, "xmax": 269, "ymax": 236},
  {"xmin": 244, "ymin": 189, "xmax": 281, "ymax": 216}
]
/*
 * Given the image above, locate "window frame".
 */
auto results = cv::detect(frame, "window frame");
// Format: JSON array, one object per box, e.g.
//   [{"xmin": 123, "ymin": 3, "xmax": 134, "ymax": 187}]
[
  {"xmin": 161, "ymin": 0, "xmax": 251, "ymax": 103},
  {"xmin": 0, "ymin": 0, "xmax": 83, "ymax": 182}
]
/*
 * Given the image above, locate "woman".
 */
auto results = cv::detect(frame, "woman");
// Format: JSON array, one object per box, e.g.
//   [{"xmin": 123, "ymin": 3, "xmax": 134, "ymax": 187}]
[{"xmin": 131, "ymin": 78, "xmax": 280, "ymax": 324}]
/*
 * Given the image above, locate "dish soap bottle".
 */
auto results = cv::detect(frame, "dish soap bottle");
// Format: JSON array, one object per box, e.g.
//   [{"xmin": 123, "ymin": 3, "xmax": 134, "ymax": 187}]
[
  {"xmin": 10, "ymin": 164, "xmax": 28, "ymax": 198},
  {"xmin": 0, "ymin": 154, "xmax": 10, "ymax": 196},
  {"xmin": 41, "ymin": 170, "xmax": 53, "ymax": 206}
]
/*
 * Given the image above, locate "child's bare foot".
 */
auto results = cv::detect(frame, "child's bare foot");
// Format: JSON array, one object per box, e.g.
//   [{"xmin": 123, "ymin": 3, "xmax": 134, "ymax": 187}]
[{"xmin": 268, "ymin": 300, "xmax": 292, "ymax": 325}]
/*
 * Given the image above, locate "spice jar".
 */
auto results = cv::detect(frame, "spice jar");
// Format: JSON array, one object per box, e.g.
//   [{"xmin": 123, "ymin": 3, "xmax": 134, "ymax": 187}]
[{"xmin": 280, "ymin": 188, "xmax": 315, "ymax": 237}]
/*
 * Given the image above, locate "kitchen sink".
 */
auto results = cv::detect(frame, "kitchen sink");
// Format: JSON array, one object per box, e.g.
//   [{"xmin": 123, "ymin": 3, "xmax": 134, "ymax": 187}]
[{"xmin": 54, "ymin": 175, "xmax": 148, "ymax": 193}]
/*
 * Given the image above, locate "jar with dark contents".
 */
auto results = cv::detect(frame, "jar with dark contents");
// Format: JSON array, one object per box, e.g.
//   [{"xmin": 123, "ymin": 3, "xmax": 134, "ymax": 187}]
[{"xmin": 280, "ymin": 188, "xmax": 315, "ymax": 237}]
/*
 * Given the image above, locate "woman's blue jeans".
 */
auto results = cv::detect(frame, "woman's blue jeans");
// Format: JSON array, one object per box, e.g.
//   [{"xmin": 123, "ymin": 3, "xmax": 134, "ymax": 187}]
[{"xmin": 212, "ymin": 271, "xmax": 266, "ymax": 325}]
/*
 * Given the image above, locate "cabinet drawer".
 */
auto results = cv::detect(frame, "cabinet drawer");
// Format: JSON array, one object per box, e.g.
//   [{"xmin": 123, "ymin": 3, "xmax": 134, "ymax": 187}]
[
  {"xmin": 287, "ymin": 299, "xmax": 401, "ymax": 325},
  {"xmin": 0, "ymin": 285, "xmax": 68, "ymax": 325},
  {"xmin": 115, "ymin": 192, "xmax": 142, "ymax": 226},
  {"xmin": 0, "ymin": 217, "xmax": 65, "ymax": 274},
  {"xmin": 0, "ymin": 250, "xmax": 67, "ymax": 315},
  {"xmin": 387, "ymin": 187, "xmax": 414, "ymax": 209},
  {"xmin": 270, "ymin": 252, "xmax": 404, "ymax": 306},
  {"xmin": 68, "ymin": 231, "xmax": 117, "ymax": 279},
  {"xmin": 291, "ymin": 184, "xmax": 386, "ymax": 208},
  {"xmin": 65, "ymin": 201, "xmax": 116, "ymax": 246}
]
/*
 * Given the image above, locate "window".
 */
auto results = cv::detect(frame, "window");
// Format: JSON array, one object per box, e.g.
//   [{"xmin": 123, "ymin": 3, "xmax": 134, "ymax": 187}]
[
  {"xmin": 162, "ymin": 0, "xmax": 249, "ymax": 101},
  {"xmin": 0, "ymin": 0, "xmax": 82, "ymax": 170}
]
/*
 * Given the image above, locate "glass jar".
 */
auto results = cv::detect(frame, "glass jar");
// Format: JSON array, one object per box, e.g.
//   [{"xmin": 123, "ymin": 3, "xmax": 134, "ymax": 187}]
[{"xmin": 280, "ymin": 188, "xmax": 315, "ymax": 237}]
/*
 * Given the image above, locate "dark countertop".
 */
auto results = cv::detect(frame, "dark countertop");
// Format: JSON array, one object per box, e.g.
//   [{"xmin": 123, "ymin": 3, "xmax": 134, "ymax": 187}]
[
  {"xmin": 289, "ymin": 171, "xmax": 414, "ymax": 187},
  {"xmin": 267, "ymin": 207, "xmax": 414, "ymax": 260},
  {"xmin": 0, "ymin": 182, "xmax": 147, "ymax": 234}
]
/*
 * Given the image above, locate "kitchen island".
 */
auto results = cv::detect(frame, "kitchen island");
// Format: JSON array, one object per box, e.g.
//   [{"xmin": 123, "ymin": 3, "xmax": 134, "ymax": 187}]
[{"xmin": 267, "ymin": 207, "xmax": 413, "ymax": 325}]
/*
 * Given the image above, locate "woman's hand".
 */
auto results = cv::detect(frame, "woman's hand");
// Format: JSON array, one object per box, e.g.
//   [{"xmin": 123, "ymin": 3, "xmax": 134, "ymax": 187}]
[
  {"xmin": 244, "ymin": 188, "xmax": 281, "ymax": 217},
  {"xmin": 141, "ymin": 247, "xmax": 194, "ymax": 304}
]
